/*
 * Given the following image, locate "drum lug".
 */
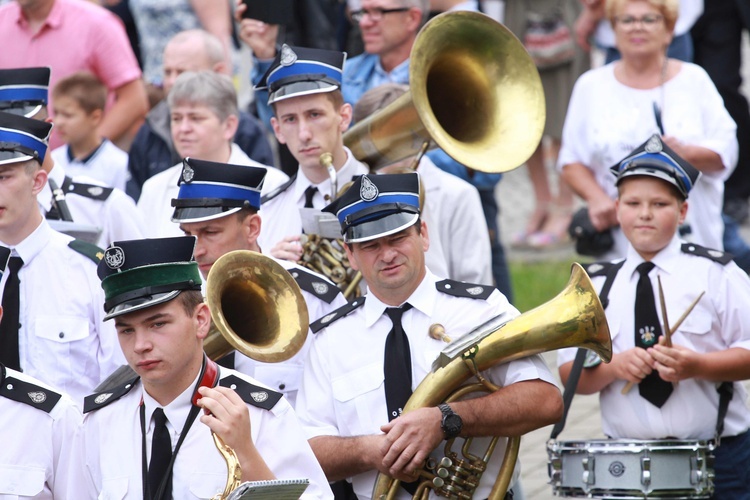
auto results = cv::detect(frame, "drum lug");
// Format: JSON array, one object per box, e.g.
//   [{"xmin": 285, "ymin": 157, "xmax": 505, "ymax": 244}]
[
  {"xmin": 691, "ymin": 455, "xmax": 703, "ymax": 485},
  {"xmin": 640, "ymin": 456, "xmax": 651, "ymax": 487},
  {"xmin": 582, "ymin": 455, "xmax": 595, "ymax": 485}
]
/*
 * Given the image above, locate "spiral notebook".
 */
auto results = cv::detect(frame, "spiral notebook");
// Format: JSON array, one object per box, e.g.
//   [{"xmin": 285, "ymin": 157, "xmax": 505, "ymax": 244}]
[{"xmin": 229, "ymin": 478, "xmax": 309, "ymax": 499}]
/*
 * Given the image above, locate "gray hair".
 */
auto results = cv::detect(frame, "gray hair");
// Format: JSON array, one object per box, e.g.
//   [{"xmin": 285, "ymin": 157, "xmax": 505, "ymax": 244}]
[
  {"xmin": 167, "ymin": 29, "xmax": 225, "ymax": 67},
  {"xmin": 167, "ymin": 71, "xmax": 238, "ymax": 121}
]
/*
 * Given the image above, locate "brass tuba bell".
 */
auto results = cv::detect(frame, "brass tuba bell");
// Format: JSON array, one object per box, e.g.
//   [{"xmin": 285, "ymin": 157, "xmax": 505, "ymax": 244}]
[{"xmin": 344, "ymin": 10, "xmax": 546, "ymax": 173}]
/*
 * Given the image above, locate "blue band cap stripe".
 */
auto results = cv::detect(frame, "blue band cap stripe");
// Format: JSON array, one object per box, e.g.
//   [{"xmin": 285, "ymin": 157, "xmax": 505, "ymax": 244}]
[
  {"xmin": 0, "ymin": 87, "xmax": 48, "ymax": 103},
  {"xmin": 177, "ymin": 182, "xmax": 261, "ymax": 209},
  {"xmin": 336, "ymin": 193, "xmax": 419, "ymax": 224},
  {"xmin": 618, "ymin": 152, "xmax": 693, "ymax": 191},
  {"xmin": 0, "ymin": 127, "xmax": 47, "ymax": 163},
  {"xmin": 268, "ymin": 61, "xmax": 343, "ymax": 86}
]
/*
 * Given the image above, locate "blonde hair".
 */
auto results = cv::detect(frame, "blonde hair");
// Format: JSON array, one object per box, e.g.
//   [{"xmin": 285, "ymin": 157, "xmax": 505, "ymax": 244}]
[{"xmin": 605, "ymin": 0, "xmax": 679, "ymax": 33}]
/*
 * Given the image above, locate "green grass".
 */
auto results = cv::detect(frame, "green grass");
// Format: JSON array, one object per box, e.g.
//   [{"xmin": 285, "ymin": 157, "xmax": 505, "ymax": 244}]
[{"xmin": 509, "ymin": 258, "xmax": 582, "ymax": 313}]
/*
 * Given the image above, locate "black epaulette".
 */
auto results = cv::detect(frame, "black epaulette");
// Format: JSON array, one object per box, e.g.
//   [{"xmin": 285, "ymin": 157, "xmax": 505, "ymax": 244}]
[
  {"xmin": 0, "ymin": 375, "xmax": 62, "ymax": 413},
  {"xmin": 436, "ymin": 279, "xmax": 494, "ymax": 300},
  {"xmin": 62, "ymin": 176, "xmax": 113, "ymax": 201},
  {"xmin": 83, "ymin": 376, "xmax": 139, "ymax": 413},
  {"xmin": 287, "ymin": 266, "xmax": 342, "ymax": 304},
  {"xmin": 310, "ymin": 296, "xmax": 366, "ymax": 333},
  {"xmin": 260, "ymin": 174, "xmax": 296, "ymax": 205},
  {"xmin": 68, "ymin": 239, "xmax": 105, "ymax": 264},
  {"xmin": 582, "ymin": 261, "xmax": 621, "ymax": 277},
  {"xmin": 681, "ymin": 243, "xmax": 733, "ymax": 265},
  {"xmin": 220, "ymin": 375, "xmax": 282, "ymax": 410}
]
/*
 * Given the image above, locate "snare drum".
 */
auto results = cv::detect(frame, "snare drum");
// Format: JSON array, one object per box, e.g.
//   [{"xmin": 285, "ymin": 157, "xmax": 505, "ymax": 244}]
[{"xmin": 547, "ymin": 439, "xmax": 715, "ymax": 499}]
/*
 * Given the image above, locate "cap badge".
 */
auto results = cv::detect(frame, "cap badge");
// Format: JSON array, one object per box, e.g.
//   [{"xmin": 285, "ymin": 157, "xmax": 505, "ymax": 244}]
[
  {"xmin": 360, "ymin": 176, "xmax": 379, "ymax": 202},
  {"xmin": 104, "ymin": 246, "xmax": 125, "ymax": 270},
  {"xmin": 645, "ymin": 135, "xmax": 663, "ymax": 153},
  {"xmin": 251, "ymin": 391, "xmax": 269, "ymax": 403},
  {"xmin": 280, "ymin": 44, "xmax": 298, "ymax": 67},
  {"xmin": 466, "ymin": 286, "xmax": 484, "ymax": 296},
  {"xmin": 182, "ymin": 164, "xmax": 195, "ymax": 183},
  {"xmin": 94, "ymin": 393, "xmax": 113, "ymax": 405},
  {"xmin": 28, "ymin": 391, "xmax": 46, "ymax": 404},
  {"xmin": 312, "ymin": 282, "xmax": 329, "ymax": 295}
]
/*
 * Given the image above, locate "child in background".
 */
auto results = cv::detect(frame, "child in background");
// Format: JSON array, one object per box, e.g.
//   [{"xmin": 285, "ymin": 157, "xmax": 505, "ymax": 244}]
[{"xmin": 50, "ymin": 71, "xmax": 130, "ymax": 192}]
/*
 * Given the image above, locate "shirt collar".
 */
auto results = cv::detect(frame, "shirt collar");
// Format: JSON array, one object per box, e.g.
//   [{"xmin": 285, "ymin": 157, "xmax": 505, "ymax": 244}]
[
  {"xmin": 141, "ymin": 369, "xmax": 201, "ymax": 433},
  {"xmin": 67, "ymin": 140, "xmax": 106, "ymax": 164},
  {"xmin": 1, "ymin": 218, "xmax": 51, "ymax": 265},
  {"xmin": 16, "ymin": 0, "xmax": 63, "ymax": 32},
  {"xmin": 374, "ymin": 58, "xmax": 410, "ymax": 82},
  {"xmin": 623, "ymin": 235, "xmax": 683, "ymax": 279},
  {"xmin": 363, "ymin": 268, "xmax": 438, "ymax": 327}
]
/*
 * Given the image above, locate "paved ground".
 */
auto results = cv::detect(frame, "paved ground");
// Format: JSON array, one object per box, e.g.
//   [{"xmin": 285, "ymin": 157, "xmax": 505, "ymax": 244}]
[{"xmin": 494, "ymin": 37, "xmax": 750, "ymax": 499}]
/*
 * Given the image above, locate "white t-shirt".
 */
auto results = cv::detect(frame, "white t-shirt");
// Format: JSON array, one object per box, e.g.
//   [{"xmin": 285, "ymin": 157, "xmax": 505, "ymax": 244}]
[{"xmin": 51, "ymin": 139, "xmax": 129, "ymax": 193}]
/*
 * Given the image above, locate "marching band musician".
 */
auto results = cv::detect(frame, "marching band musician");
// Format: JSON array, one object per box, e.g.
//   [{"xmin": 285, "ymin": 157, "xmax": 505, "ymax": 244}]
[
  {"xmin": 252, "ymin": 45, "xmax": 370, "ymax": 257},
  {"xmin": 172, "ymin": 157, "xmax": 347, "ymax": 406},
  {"xmin": 76, "ymin": 236, "xmax": 333, "ymax": 499},
  {"xmin": 295, "ymin": 173, "xmax": 562, "ymax": 499},
  {"xmin": 557, "ymin": 136, "xmax": 750, "ymax": 498}
]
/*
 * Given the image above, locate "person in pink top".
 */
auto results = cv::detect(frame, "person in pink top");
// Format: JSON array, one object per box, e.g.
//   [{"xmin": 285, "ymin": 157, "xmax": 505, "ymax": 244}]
[{"xmin": 0, "ymin": 0, "xmax": 148, "ymax": 150}]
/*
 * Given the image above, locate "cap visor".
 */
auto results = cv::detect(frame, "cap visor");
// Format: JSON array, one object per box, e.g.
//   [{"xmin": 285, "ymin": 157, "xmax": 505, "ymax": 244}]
[
  {"xmin": 346, "ymin": 213, "xmax": 419, "ymax": 243},
  {"xmin": 171, "ymin": 206, "xmax": 242, "ymax": 224},
  {"xmin": 104, "ymin": 290, "xmax": 182, "ymax": 321},
  {"xmin": 268, "ymin": 82, "xmax": 338, "ymax": 104}
]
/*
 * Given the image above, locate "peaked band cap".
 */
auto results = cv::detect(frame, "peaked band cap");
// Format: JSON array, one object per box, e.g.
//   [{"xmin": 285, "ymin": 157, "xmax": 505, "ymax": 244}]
[
  {"xmin": 323, "ymin": 173, "xmax": 421, "ymax": 243},
  {"xmin": 0, "ymin": 67, "xmax": 50, "ymax": 117},
  {"xmin": 610, "ymin": 134, "xmax": 700, "ymax": 198},
  {"xmin": 171, "ymin": 157, "xmax": 267, "ymax": 223},
  {"xmin": 0, "ymin": 111, "xmax": 51, "ymax": 165},
  {"xmin": 255, "ymin": 45, "xmax": 346, "ymax": 105},
  {"xmin": 97, "ymin": 236, "xmax": 202, "ymax": 320}
]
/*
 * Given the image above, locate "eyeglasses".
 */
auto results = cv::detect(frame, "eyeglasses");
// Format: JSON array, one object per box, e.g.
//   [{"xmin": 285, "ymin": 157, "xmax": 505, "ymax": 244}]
[
  {"xmin": 615, "ymin": 14, "xmax": 664, "ymax": 29},
  {"xmin": 350, "ymin": 7, "xmax": 410, "ymax": 23}
]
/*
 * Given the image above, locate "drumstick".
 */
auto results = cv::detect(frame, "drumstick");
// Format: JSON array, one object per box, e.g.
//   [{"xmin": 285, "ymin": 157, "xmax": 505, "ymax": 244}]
[
  {"xmin": 621, "ymin": 290, "xmax": 705, "ymax": 395},
  {"xmin": 657, "ymin": 275, "xmax": 672, "ymax": 348}
]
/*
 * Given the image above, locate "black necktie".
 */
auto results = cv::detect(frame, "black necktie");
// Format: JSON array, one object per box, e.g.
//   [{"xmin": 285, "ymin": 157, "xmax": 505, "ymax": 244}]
[
  {"xmin": 303, "ymin": 185, "xmax": 318, "ymax": 208},
  {"xmin": 148, "ymin": 408, "xmax": 173, "ymax": 500},
  {"xmin": 634, "ymin": 262, "xmax": 673, "ymax": 407},
  {"xmin": 384, "ymin": 304, "xmax": 414, "ymax": 422},
  {"xmin": 0, "ymin": 256, "xmax": 24, "ymax": 371}
]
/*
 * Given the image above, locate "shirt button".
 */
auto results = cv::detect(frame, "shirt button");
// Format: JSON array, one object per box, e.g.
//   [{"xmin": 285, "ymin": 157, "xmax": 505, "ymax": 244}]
[
  {"xmin": 279, "ymin": 383, "xmax": 286, "ymax": 391},
  {"xmin": 59, "ymin": 332, "xmax": 65, "ymax": 339}
]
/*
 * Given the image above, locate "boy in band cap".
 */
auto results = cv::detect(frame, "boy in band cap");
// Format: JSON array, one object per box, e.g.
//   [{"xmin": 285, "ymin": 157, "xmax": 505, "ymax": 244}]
[
  {"xmin": 172, "ymin": 157, "xmax": 346, "ymax": 405},
  {"xmin": 0, "ymin": 67, "xmax": 50, "ymax": 120},
  {"xmin": 557, "ymin": 135, "xmax": 750, "ymax": 498},
  {"xmin": 78, "ymin": 236, "xmax": 333, "ymax": 499},
  {"xmin": 0, "ymin": 111, "xmax": 124, "ymax": 403},
  {"xmin": 253, "ymin": 45, "xmax": 370, "ymax": 259},
  {"xmin": 295, "ymin": 173, "xmax": 561, "ymax": 500}
]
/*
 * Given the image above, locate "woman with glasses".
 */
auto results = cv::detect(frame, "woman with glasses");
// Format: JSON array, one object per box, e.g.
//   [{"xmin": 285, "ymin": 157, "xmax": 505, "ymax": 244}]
[{"xmin": 557, "ymin": 0, "xmax": 739, "ymax": 262}]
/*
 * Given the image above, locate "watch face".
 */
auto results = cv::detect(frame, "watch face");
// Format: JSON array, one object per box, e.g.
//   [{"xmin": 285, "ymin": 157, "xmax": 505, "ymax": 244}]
[{"xmin": 443, "ymin": 413, "xmax": 462, "ymax": 438}]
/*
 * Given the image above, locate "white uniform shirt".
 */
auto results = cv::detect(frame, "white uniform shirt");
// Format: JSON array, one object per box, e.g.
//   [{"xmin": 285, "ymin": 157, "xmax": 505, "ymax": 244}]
[
  {"xmin": 418, "ymin": 157, "xmax": 493, "ymax": 285},
  {"xmin": 39, "ymin": 163, "xmax": 144, "ymax": 249},
  {"xmin": 558, "ymin": 237, "xmax": 750, "ymax": 440},
  {"xmin": 137, "ymin": 144, "xmax": 289, "ymax": 238},
  {"xmin": 0, "ymin": 220, "xmax": 125, "ymax": 404},
  {"xmin": 0, "ymin": 368, "xmax": 84, "ymax": 499},
  {"xmin": 558, "ymin": 62, "xmax": 738, "ymax": 256},
  {"xmin": 51, "ymin": 139, "xmax": 130, "ymax": 192},
  {"xmin": 257, "ymin": 148, "xmax": 369, "ymax": 252},
  {"xmin": 78, "ymin": 368, "xmax": 333, "ymax": 499},
  {"xmin": 297, "ymin": 270, "xmax": 558, "ymax": 500},
  {"xmin": 232, "ymin": 259, "xmax": 348, "ymax": 407}
]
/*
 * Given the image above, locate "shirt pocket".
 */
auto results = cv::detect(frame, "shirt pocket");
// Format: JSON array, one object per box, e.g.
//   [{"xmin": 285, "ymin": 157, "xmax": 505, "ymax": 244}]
[
  {"xmin": 97, "ymin": 477, "xmax": 129, "ymax": 500},
  {"xmin": 672, "ymin": 304, "xmax": 712, "ymax": 341},
  {"xmin": 332, "ymin": 363, "xmax": 384, "ymax": 435},
  {"xmin": 34, "ymin": 316, "xmax": 90, "ymax": 344},
  {"xmin": 188, "ymin": 471, "xmax": 229, "ymax": 499},
  {"xmin": 0, "ymin": 465, "xmax": 45, "ymax": 498},
  {"xmin": 255, "ymin": 363, "xmax": 304, "ymax": 395}
]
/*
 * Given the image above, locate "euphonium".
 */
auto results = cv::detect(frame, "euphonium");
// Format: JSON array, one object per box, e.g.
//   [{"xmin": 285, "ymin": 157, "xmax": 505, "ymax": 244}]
[
  {"xmin": 205, "ymin": 250, "xmax": 310, "ymax": 499},
  {"xmin": 372, "ymin": 263, "xmax": 612, "ymax": 499}
]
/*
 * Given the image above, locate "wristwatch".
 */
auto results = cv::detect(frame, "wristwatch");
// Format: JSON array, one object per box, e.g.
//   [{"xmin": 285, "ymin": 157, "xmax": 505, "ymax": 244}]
[{"xmin": 438, "ymin": 403, "xmax": 462, "ymax": 439}]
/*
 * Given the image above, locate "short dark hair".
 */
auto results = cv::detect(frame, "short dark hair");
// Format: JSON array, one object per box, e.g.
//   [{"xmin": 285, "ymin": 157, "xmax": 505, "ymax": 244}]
[
  {"xmin": 175, "ymin": 290, "xmax": 205, "ymax": 316},
  {"xmin": 52, "ymin": 71, "xmax": 107, "ymax": 114}
]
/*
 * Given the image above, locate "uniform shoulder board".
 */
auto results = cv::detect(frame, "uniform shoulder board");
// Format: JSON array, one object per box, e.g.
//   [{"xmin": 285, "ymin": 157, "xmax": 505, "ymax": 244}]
[
  {"xmin": 310, "ymin": 296, "xmax": 366, "ymax": 333},
  {"xmin": 0, "ymin": 375, "xmax": 62, "ymax": 413},
  {"xmin": 220, "ymin": 375, "xmax": 282, "ymax": 410},
  {"xmin": 62, "ymin": 176, "xmax": 114, "ymax": 201},
  {"xmin": 68, "ymin": 239, "xmax": 105, "ymax": 264},
  {"xmin": 83, "ymin": 376, "xmax": 140, "ymax": 413},
  {"xmin": 582, "ymin": 261, "xmax": 620, "ymax": 277},
  {"xmin": 260, "ymin": 174, "xmax": 296, "ymax": 205},
  {"xmin": 681, "ymin": 243, "xmax": 733, "ymax": 265},
  {"xmin": 436, "ymin": 279, "xmax": 494, "ymax": 300},
  {"xmin": 287, "ymin": 266, "xmax": 342, "ymax": 304}
]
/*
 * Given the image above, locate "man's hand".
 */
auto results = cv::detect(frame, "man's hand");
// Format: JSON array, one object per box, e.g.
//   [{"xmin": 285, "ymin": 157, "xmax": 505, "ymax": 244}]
[
  {"xmin": 235, "ymin": 0, "xmax": 279, "ymax": 60},
  {"xmin": 379, "ymin": 407, "xmax": 443, "ymax": 481},
  {"xmin": 197, "ymin": 386, "xmax": 253, "ymax": 454},
  {"xmin": 610, "ymin": 347, "xmax": 657, "ymax": 383},
  {"xmin": 574, "ymin": 3, "xmax": 604, "ymax": 52},
  {"xmin": 270, "ymin": 235, "xmax": 304, "ymax": 262},
  {"xmin": 650, "ymin": 337, "xmax": 701, "ymax": 382},
  {"xmin": 587, "ymin": 193, "xmax": 618, "ymax": 232}
]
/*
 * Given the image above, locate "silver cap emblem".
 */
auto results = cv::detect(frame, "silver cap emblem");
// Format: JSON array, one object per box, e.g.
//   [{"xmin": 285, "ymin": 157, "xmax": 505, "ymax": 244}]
[
  {"xmin": 280, "ymin": 44, "xmax": 298, "ymax": 66},
  {"xmin": 645, "ymin": 135, "xmax": 663, "ymax": 153},
  {"xmin": 28, "ymin": 391, "xmax": 46, "ymax": 404},
  {"xmin": 360, "ymin": 176, "xmax": 379, "ymax": 202},
  {"xmin": 94, "ymin": 393, "xmax": 113, "ymax": 405},
  {"xmin": 251, "ymin": 391, "xmax": 269, "ymax": 403},
  {"xmin": 182, "ymin": 164, "xmax": 195, "ymax": 183},
  {"xmin": 104, "ymin": 246, "xmax": 125, "ymax": 270}
]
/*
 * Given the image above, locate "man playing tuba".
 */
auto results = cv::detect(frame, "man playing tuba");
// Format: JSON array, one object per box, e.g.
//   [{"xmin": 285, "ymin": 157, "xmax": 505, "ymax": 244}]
[{"xmin": 296, "ymin": 173, "xmax": 563, "ymax": 499}]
